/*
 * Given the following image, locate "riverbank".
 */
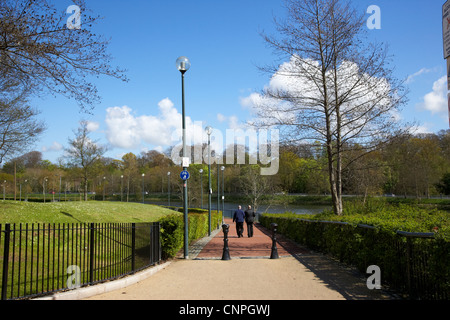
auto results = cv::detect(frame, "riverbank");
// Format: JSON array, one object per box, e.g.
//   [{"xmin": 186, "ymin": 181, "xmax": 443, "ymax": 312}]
[{"xmin": 147, "ymin": 192, "xmax": 450, "ymax": 207}]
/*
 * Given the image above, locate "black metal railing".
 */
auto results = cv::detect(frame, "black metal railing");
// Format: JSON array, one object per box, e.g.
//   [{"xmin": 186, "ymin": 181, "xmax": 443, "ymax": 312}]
[
  {"xmin": 260, "ymin": 216, "xmax": 450, "ymax": 299},
  {"xmin": 0, "ymin": 222, "xmax": 160, "ymax": 300},
  {"xmin": 319, "ymin": 221, "xmax": 450, "ymax": 300},
  {"xmin": 391, "ymin": 231, "xmax": 448, "ymax": 300}
]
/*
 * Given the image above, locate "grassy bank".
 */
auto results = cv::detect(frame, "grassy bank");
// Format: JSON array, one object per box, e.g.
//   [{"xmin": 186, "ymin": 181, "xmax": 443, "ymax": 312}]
[{"xmin": 0, "ymin": 200, "xmax": 175, "ymax": 224}]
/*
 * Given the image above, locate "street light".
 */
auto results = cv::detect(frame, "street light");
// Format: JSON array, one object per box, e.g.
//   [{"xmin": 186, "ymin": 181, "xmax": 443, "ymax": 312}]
[
  {"xmin": 217, "ymin": 158, "xmax": 220, "ymax": 230},
  {"xmin": 44, "ymin": 178, "xmax": 48, "ymax": 203},
  {"xmin": 199, "ymin": 169, "xmax": 203, "ymax": 209},
  {"xmin": 221, "ymin": 166, "xmax": 225, "ymax": 225},
  {"xmin": 176, "ymin": 56, "xmax": 191, "ymax": 259},
  {"xmin": 142, "ymin": 173, "xmax": 145, "ymax": 204},
  {"xmin": 205, "ymin": 125, "xmax": 213, "ymax": 236},
  {"xmin": 3, "ymin": 180, "xmax": 6, "ymax": 201},
  {"xmin": 167, "ymin": 172, "xmax": 171, "ymax": 207},
  {"xmin": 103, "ymin": 177, "xmax": 106, "ymax": 201},
  {"xmin": 59, "ymin": 175, "xmax": 62, "ymax": 202},
  {"xmin": 120, "ymin": 175, "xmax": 123, "ymax": 202}
]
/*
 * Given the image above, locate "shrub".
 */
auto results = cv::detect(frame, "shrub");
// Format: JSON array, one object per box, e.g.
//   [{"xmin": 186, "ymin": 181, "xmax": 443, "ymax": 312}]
[
  {"xmin": 159, "ymin": 214, "xmax": 183, "ymax": 259},
  {"xmin": 159, "ymin": 209, "xmax": 222, "ymax": 259}
]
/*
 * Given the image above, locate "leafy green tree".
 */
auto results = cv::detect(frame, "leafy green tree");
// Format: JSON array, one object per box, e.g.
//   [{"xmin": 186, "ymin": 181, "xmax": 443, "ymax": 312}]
[{"xmin": 436, "ymin": 173, "xmax": 450, "ymax": 195}]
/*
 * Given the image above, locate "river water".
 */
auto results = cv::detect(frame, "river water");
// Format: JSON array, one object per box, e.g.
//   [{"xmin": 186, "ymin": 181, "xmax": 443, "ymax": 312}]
[{"xmin": 147, "ymin": 200, "xmax": 330, "ymax": 217}]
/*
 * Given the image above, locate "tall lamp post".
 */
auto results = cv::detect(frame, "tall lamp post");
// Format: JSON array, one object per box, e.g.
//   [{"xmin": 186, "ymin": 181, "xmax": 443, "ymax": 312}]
[
  {"xmin": 167, "ymin": 172, "xmax": 171, "ymax": 207},
  {"xmin": 44, "ymin": 178, "xmax": 48, "ymax": 203},
  {"xmin": 58, "ymin": 175, "xmax": 62, "ymax": 202},
  {"xmin": 103, "ymin": 177, "xmax": 106, "ymax": 201},
  {"xmin": 120, "ymin": 175, "xmax": 123, "ymax": 202},
  {"xmin": 199, "ymin": 169, "xmax": 203, "ymax": 209},
  {"xmin": 217, "ymin": 158, "xmax": 220, "ymax": 228},
  {"xmin": 205, "ymin": 126, "xmax": 213, "ymax": 235},
  {"xmin": 142, "ymin": 173, "xmax": 145, "ymax": 204},
  {"xmin": 221, "ymin": 166, "xmax": 225, "ymax": 225},
  {"xmin": 176, "ymin": 56, "xmax": 191, "ymax": 259}
]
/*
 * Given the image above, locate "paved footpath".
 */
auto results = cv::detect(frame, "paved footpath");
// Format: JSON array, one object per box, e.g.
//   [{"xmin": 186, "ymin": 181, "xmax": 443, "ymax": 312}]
[{"xmin": 81, "ymin": 219, "xmax": 394, "ymax": 300}]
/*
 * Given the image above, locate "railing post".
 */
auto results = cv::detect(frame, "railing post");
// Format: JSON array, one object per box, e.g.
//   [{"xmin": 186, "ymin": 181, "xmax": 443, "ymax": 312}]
[
  {"xmin": 1, "ymin": 224, "xmax": 11, "ymax": 300},
  {"xmin": 222, "ymin": 224, "xmax": 230, "ymax": 261},
  {"xmin": 89, "ymin": 223, "xmax": 95, "ymax": 284},
  {"xmin": 158, "ymin": 223, "xmax": 161, "ymax": 262},
  {"xmin": 406, "ymin": 237, "xmax": 414, "ymax": 299},
  {"xmin": 270, "ymin": 223, "xmax": 279, "ymax": 259},
  {"xmin": 131, "ymin": 223, "xmax": 136, "ymax": 273}
]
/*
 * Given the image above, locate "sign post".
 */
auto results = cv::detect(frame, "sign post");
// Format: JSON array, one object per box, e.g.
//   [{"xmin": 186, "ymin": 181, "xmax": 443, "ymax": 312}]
[{"xmin": 180, "ymin": 170, "xmax": 190, "ymax": 181}]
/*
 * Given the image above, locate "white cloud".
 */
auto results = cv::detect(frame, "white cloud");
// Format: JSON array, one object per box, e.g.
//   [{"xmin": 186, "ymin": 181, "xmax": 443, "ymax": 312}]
[
  {"xmin": 86, "ymin": 121, "xmax": 100, "ymax": 132},
  {"xmin": 240, "ymin": 55, "xmax": 401, "ymax": 141},
  {"xmin": 216, "ymin": 113, "xmax": 243, "ymax": 130},
  {"xmin": 228, "ymin": 115, "xmax": 240, "ymax": 130},
  {"xmin": 416, "ymin": 76, "xmax": 447, "ymax": 117},
  {"xmin": 217, "ymin": 113, "xmax": 227, "ymax": 122},
  {"xmin": 105, "ymin": 98, "xmax": 204, "ymax": 150},
  {"xmin": 406, "ymin": 68, "xmax": 432, "ymax": 84},
  {"xmin": 42, "ymin": 141, "xmax": 63, "ymax": 152},
  {"xmin": 409, "ymin": 123, "xmax": 434, "ymax": 135}
]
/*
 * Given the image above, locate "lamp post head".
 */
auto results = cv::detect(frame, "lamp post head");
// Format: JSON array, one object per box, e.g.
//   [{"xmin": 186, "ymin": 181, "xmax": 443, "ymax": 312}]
[
  {"xmin": 221, "ymin": 166, "xmax": 225, "ymax": 171},
  {"xmin": 176, "ymin": 56, "xmax": 191, "ymax": 74},
  {"xmin": 199, "ymin": 169, "xmax": 203, "ymax": 174},
  {"xmin": 167, "ymin": 172, "xmax": 171, "ymax": 176},
  {"xmin": 205, "ymin": 126, "xmax": 213, "ymax": 136}
]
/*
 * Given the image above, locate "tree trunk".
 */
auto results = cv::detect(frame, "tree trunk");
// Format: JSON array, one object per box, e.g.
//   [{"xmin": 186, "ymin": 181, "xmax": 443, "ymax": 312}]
[{"xmin": 84, "ymin": 177, "xmax": 88, "ymax": 201}]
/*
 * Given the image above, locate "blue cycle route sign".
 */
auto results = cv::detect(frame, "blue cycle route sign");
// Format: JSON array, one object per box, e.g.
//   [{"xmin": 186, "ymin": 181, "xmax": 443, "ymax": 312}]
[{"xmin": 180, "ymin": 170, "xmax": 190, "ymax": 181}]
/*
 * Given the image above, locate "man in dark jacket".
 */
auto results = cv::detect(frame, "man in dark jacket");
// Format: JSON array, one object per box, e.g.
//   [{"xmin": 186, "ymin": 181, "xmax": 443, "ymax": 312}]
[
  {"xmin": 232, "ymin": 205, "xmax": 245, "ymax": 238},
  {"xmin": 244, "ymin": 205, "xmax": 256, "ymax": 238}
]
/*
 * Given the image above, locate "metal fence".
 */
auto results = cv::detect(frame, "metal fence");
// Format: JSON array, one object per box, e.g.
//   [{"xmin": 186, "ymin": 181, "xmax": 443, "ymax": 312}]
[
  {"xmin": 1, "ymin": 222, "xmax": 160, "ymax": 300},
  {"xmin": 391, "ymin": 231, "xmax": 449, "ymax": 299},
  {"xmin": 260, "ymin": 216, "xmax": 450, "ymax": 299},
  {"xmin": 315, "ymin": 221, "xmax": 450, "ymax": 300}
]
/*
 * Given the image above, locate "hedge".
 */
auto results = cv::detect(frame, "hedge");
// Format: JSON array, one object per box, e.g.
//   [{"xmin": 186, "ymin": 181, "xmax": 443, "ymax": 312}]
[
  {"xmin": 259, "ymin": 214, "xmax": 450, "ymax": 299},
  {"xmin": 159, "ymin": 209, "xmax": 222, "ymax": 259}
]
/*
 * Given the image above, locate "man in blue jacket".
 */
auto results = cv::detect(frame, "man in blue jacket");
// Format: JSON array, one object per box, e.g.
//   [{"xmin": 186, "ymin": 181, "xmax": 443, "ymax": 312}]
[{"xmin": 232, "ymin": 205, "xmax": 246, "ymax": 238}]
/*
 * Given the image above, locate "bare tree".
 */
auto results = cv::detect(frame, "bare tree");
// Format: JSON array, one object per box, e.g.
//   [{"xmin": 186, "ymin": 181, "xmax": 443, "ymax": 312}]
[
  {"xmin": 64, "ymin": 121, "xmax": 107, "ymax": 201},
  {"xmin": 0, "ymin": 89, "xmax": 46, "ymax": 164},
  {"xmin": 251, "ymin": 0, "xmax": 408, "ymax": 215},
  {"xmin": 0, "ymin": 0, "xmax": 127, "ymax": 113},
  {"xmin": 239, "ymin": 164, "xmax": 274, "ymax": 212}
]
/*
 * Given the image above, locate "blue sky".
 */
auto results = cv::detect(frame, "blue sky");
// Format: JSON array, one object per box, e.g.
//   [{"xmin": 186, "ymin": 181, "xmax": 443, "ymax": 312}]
[{"xmin": 30, "ymin": 0, "xmax": 450, "ymax": 163}]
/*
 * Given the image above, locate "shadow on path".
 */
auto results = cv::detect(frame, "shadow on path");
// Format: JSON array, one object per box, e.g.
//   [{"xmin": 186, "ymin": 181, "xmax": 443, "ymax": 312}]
[{"xmin": 255, "ymin": 223, "xmax": 396, "ymax": 300}]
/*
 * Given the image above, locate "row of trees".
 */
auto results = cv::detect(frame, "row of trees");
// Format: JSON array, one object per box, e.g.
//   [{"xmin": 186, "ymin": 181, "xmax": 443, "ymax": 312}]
[
  {"xmin": 0, "ymin": 0, "xmax": 445, "ymax": 216},
  {"xmin": 2, "ymin": 128, "xmax": 450, "ymax": 210}
]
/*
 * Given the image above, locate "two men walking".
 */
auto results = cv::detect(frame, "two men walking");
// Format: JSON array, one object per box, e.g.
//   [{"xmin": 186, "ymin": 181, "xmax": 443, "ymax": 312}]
[{"xmin": 232, "ymin": 205, "xmax": 256, "ymax": 238}]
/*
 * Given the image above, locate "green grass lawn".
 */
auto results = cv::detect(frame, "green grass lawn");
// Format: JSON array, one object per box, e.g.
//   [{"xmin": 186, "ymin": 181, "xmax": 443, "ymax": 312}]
[{"xmin": 0, "ymin": 200, "xmax": 177, "ymax": 224}]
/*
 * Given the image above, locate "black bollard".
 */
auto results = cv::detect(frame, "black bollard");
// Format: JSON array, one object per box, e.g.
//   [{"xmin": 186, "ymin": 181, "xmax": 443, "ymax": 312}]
[
  {"xmin": 270, "ymin": 223, "xmax": 279, "ymax": 259},
  {"xmin": 222, "ymin": 224, "xmax": 231, "ymax": 260}
]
